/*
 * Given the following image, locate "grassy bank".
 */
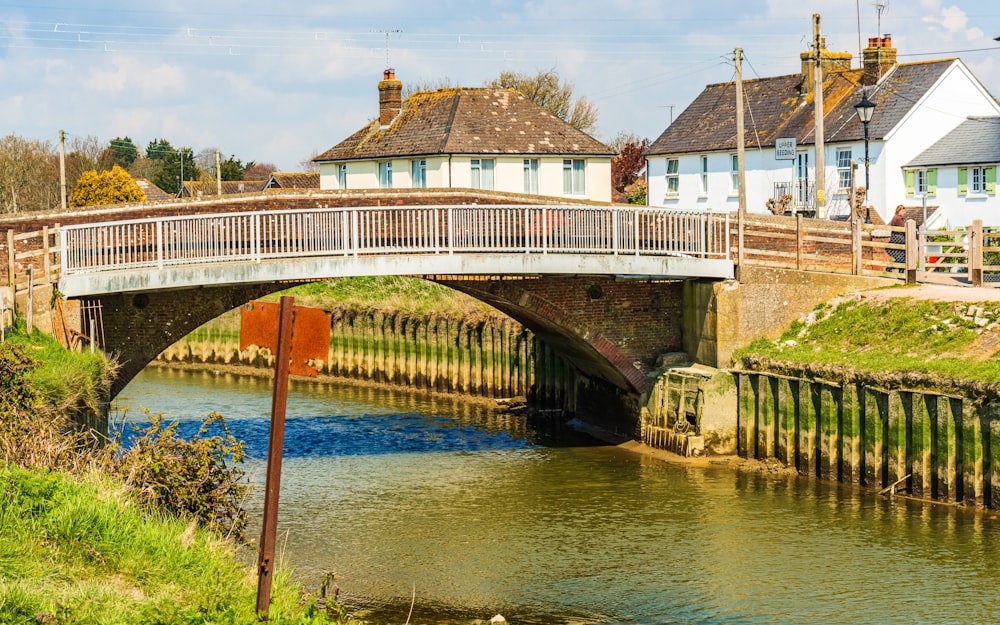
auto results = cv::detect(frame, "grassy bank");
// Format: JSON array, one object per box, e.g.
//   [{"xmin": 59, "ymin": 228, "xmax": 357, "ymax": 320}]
[
  {"xmin": 0, "ymin": 327, "xmax": 353, "ymax": 624},
  {"xmin": 0, "ymin": 465, "xmax": 334, "ymax": 625},
  {"xmin": 734, "ymin": 294, "xmax": 1000, "ymax": 396}
]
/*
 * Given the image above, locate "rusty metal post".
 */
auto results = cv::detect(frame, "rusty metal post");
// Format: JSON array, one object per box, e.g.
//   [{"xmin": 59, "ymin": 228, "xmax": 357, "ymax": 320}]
[
  {"xmin": 255, "ymin": 295, "xmax": 295, "ymax": 618},
  {"xmin": 905, "ymin": 219, "xmax": 919, "ymax": 285}
]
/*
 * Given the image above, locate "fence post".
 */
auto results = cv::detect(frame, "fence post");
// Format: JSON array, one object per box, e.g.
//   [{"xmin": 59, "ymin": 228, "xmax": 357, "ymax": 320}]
[
  {"xmin": 6, "ymin": 229, "xmax": 14, "ymax": 294},
  {"xmin": 905, "ymin": 219, "xmax": 918, "ymax": 285},
  {"xmin": 42, "ymin": 226, "xmax": 51, "ymax": 283},
  {"xmin": 796, "ymin": 214, "xmax": 805, "ymax": 270},
  {"xmin": 970, "ymin": 219, "xmax": 984, "ymax": 287},
  {"xmin": 852, "ymin": 218, "xmax": 862, "ymax": 275}
]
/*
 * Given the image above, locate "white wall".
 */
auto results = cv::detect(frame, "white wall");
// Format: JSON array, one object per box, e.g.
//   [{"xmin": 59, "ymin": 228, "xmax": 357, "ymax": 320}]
[{"xmin": 322, "ymin": 155, "xmax": 611, "ymax": 202}]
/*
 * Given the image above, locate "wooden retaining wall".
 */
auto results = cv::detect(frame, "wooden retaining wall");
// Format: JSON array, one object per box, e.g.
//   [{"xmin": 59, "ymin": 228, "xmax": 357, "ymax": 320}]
[
  {"xmin": 735, "ymin": 371, "xmax": 1000, "ymax": 508},
  {"xmin": 158, "ymin": 309, "xmax": 576, "ymax": 409}
]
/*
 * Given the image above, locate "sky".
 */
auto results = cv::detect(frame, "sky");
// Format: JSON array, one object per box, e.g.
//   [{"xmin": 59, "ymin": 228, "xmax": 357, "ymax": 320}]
[{"xmin": 1, "ymin": 1, "xmax": 998, "ymax": 172}]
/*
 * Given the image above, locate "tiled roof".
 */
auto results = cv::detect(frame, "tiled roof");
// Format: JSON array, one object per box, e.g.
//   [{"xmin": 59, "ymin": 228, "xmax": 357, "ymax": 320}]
[
  {"xmin": 314, "ymin": 88, "xmax": 614, "ymax": 162},
  {"xmin": 178, "ymin": 180, "xmax": 267, "ymax": 196},
  {"xmin": 646, "ymin": 60, "xmax": 955, "ymax": 156},
  {"xmin": 906, "ymin": 116, "xmax": 1000, "ymax": 167},
  {"xmin": 132, "ymin": 178, "xmax": 172, "ymax": 202},
  {"xmin": 265, "ymin": 171, "xmax": 320, "ymax": 189}
]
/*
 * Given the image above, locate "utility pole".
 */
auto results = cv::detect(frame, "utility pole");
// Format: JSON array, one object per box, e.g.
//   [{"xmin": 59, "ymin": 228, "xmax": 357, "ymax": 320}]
[
  {"xmin": 813, "ymin": 13, "xmax": 826, "ymax": 217},
  {"xmin": 735, "ymin": 47, "xmax": 746, "ymax": 276},
  {"xmin": 59, "ymin": 130, "xmax": 67, "ymax": 210},
  {"xmin": 216, "ymin": 149, "xmax": 222, "ymax": 195}
]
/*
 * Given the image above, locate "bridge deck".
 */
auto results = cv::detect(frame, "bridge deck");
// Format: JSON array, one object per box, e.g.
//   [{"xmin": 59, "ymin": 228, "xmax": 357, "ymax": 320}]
[{"xmin": 57, "ymin": 204, "xmax": 734, "ymax": 296}]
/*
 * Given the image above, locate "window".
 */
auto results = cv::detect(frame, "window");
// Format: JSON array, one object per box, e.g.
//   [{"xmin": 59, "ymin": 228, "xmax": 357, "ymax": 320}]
[
  {"xmin": 523, "ymin": 159, "xmax": 539, "ymax": 194},
  {"xmin": 378, "ymin": 161, "xmax": 392, "ymax": 189},
  {"xmin": 960, "ymin": 166, "xmax": 996, "ymax": 196},
  {"xmin": 665, "ymin": 159, "xmax": 679, "ymax": 197},
  {"xmin": 730, "ymin": 154, "xmax": 739, "ymax": 194},
  {"xmin": 338, "ymin": 164, "xmax": 347, "ymax": 189},
  {"xmin": 906, "ymin": 168, "xmax": 936, "ymax": 197},
  {"xmin": 411, "ymin": 159, "xmax": 426, "ymax": 188},
  {"xmin": 836, "ymin": 148, "xmax": 852, "ymax": 190},
  {"xmin": 700, "ymin": 156, "xmax": 709, "ymax": 195},
  {"xmin": 471, "ymin": 158, "xmax": 494, "ymax": 190},
  {"xmin": 563, "ymin": 159, "xmax": 586, "ymax": 195},
  {"xmin": 972, "ymin": 167, "xmax": 986, "ymax": 194}
]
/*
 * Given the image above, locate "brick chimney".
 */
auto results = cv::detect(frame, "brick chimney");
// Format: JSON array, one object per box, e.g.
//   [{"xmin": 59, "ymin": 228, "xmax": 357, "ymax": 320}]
[
  {"xmin": 800, "ymin": 37, "xmax": 853, "ymax": 94},
  {"xmin": 862, "ymin": 35, "xmax": 897, "ymax": 86},
  {"xmin": 378, "ymin": 68, "xmax": 402, "ymax": 126}
]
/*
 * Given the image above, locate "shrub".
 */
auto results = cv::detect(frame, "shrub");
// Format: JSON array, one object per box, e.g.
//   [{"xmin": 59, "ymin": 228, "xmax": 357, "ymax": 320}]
[{"xmin": 109, "ymin": 411, "xmax": 252, "ymax": 540}]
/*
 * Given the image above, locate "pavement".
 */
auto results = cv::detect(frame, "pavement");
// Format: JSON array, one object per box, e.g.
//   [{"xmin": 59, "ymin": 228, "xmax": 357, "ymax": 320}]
[{"xmin": 861, "ymin": 281, "xmax": 1000, "ymax": 303}]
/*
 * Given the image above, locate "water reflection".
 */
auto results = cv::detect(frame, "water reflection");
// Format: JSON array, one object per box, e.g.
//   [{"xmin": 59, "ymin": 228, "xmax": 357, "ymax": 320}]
[{"xmin": 115, "ymin": 368, "xmax": 1000, "ymax": 625}]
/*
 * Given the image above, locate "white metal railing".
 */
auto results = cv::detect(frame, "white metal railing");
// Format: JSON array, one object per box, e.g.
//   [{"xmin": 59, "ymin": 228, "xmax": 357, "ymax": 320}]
[{"xmin": 59, "ymin": 205, "xmax": 730, "ymax": 276}]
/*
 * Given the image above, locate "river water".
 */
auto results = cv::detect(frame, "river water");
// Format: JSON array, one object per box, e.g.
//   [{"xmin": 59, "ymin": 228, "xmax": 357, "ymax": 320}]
[{"xmin": 113, "ymin": 367, "xmax": 1000, "ymax": 625}]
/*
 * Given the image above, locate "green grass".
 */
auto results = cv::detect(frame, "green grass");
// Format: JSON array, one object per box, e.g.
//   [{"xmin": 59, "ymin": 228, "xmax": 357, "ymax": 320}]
[
  {"xmin": 278, "ymin": 276, "xmax": 494, "ymax": 316},
  {"xmin": 4, "ymin": 323, "xmax": 111, "ymax": 414},
  {"xmin": 734, "ymin": 297, "xmax": 1000, "ymax": 389},
  {"xmin": 0, "ymin": 464, "xmax": 343, "ymax": 625}
]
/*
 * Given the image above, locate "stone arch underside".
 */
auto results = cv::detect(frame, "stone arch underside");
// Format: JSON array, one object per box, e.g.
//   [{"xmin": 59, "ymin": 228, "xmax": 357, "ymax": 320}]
[{"xmin": 96, "ymin": 275, "xmax": 685, "ymax": 435}]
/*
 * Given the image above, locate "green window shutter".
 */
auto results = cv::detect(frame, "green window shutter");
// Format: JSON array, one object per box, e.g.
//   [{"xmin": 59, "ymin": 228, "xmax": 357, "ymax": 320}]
[
  {"xmin": 987, "ymin": 166, "xmax": 997, "ymax": 195},
  {"xmin": 905, "ymin": 170, "xmax": 915, "ymax": 197},
  {"xmin": 958, "ymin": 167, "xmax": 968, "ymax": 196},
  {"xmin": 927, "ymin": 168, "xmax": 937, "ymax": 197}
]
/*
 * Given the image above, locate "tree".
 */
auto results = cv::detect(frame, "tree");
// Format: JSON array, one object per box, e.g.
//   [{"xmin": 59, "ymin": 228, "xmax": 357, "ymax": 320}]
[
  {"xmin": 106, "ymin": 136, "xmax": 139, "ymax": 169},
  {"xmin": 0, "ymin": 134, "xmax": 58, "ymax": 213},
  {"xmin": 69, "ymin": 164, "xmax": 146, "ymax": 207},
  {"xmin": 220, "ymin": 156, "xmax": 245, "ymax": 181},
  {"xmin": 485, "ymin": 70, "xmax": 599, "ymax": 135},
  {"xmin": 610, "ymin": 132, "xmax": 650, "ymax": 196},
  {"xmin": 152, "ymin": 147, "xmax": 199, "ymax": 195},
  {"xmin": 243, "ymin": 161, "xmax": 276, "ymax": 180},
  {"xmin": 146, "ymin": 138, "xmax": 174, "ymax": 160}
]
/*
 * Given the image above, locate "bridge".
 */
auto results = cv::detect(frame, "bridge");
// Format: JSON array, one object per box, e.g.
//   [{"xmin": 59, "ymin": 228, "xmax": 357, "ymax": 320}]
[
  {"xmin": 5, "ymin": 189, "xmax": 995, "ymax": 436},
  {"xmin": 56, "ymin": 203, "xmax": 733, "ymax": 296}
]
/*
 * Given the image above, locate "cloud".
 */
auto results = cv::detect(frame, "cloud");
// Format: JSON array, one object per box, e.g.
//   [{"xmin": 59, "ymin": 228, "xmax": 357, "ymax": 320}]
[
  {"xmin": 922, "ymin": 4, "xmax": 985, "ymax": 40},
  {"xmin": 84, "ymin": 56, "xmax": 185, "ymax": 97}
]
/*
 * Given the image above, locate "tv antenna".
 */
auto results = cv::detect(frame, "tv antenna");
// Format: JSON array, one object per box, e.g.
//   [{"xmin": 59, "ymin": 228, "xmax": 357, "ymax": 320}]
[
  {"xmin": 873, "ymin": 1, "xmax": 889, "ymax": 37},
  {"xmin": 373, "ymin": 28, "xmax": 402, "ymax": 69}
]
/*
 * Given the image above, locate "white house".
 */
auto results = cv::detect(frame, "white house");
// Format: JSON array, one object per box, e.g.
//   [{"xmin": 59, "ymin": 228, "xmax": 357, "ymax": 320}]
[
  {"xmin": 903, "ymin": 116, "xmax": 999, "ymax": 228},
  {"xmin": 313, "ymin": 70, "xmax": 615, "ymax": 203},
  {"xmin": 645, "ymin": 35, "xmax": 1000, "ymax": 224}
]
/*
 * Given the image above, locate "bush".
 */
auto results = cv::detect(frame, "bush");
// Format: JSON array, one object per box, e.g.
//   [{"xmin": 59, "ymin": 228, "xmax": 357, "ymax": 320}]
[{"xmin": 109, "ymin": 411, "xmax": 252, "ymax": 540}]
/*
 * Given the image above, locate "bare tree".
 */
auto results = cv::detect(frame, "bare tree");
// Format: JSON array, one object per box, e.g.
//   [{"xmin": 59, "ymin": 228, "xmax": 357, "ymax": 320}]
[
  {"xmin": 0, "ymin": 134, "xmax": 58, "ymax": 213},
  {"xmin": 485, "ymin": 69, "xmax": 599, "ymax": 135}
]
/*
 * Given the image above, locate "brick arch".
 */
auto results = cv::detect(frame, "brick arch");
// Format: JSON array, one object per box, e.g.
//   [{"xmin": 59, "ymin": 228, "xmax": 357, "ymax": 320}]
[
  {"xmin": 99, "ymin": 282, "xmax": 308, "ymax": 397},
  {"xmin": 435, "ymin": 275, "xmax": 686, "ymax": 394}
]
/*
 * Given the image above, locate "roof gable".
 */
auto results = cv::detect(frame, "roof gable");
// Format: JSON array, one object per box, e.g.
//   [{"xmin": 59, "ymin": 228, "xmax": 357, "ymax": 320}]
[
  {"xmin": 646, "ymin": 60, "xmax": 955, "ymax": 156},
  {"xmin": 314, "ymin": 87, "xmax": 613, "ymax": 162},
  {"xmin": 265, "ymin": 171, "xmax": 320, "ymax": 189}
]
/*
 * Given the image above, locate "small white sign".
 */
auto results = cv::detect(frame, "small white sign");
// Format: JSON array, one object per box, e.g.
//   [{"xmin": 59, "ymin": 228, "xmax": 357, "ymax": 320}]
[{"xmin": 775, "ymin": 138, "xmax": 796, "ymax": 160}]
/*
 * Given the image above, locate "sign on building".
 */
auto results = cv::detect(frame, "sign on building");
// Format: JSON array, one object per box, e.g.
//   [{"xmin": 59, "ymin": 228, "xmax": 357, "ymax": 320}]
[{"xmin": 775, "ymin": 138, "xmax": 796, "ymax": 160}]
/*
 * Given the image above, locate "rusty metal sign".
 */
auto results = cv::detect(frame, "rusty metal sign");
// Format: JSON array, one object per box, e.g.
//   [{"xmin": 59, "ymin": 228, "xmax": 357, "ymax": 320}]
[{"xmin": 240, "ymin": 300, "xmax": 331, "ymax": 377}]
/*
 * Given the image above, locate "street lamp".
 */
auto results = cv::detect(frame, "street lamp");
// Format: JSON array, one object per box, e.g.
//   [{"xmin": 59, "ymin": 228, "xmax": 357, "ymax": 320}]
[{"xmin": 854, "ymin": 93, "xmax": 877, "ymax": 223}]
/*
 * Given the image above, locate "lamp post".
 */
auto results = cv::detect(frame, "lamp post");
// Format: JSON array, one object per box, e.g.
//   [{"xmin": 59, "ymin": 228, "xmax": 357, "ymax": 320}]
[{"xmin": 853, "ymin": 93, "xmax": 876, "ymax": 223}]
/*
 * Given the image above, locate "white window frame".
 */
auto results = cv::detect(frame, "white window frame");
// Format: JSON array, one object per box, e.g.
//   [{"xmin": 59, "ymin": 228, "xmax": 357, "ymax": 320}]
[
  {"xmin": 337, "ymin": 164, "xmax": 347, "ymax": 189},
  {"xmin": 971, "ymin": 166, "xmax": 986, "ymax": 194},
  {"xmin": 523, "ymin": 158, "xmax": 539, "ymax": 194},
  {"xmin": 914, "ymin": 169, "xmax": 927, "ymax": 195},
  {"xmin": 730, "ymin": 154, "xmax": 739, "ymax": 195},
  {"xmin": 563, "ymin": 158, "xmax": 586, "ymax": 195},
  {"xmin": 471, "ymin": 158, "xmax": 495, "ymax": 190},
  {"xmin": 411, "ymin": 159, "xmax": 426, "ymax": 189},
  {"xmin": 836, "ymin": 148, "xmax": 852, "ymax": 191},
  {"xmin": 378, "ymin": 161, "xmax": 393, "ymax": 189},
  {"xmin": 699, "ymin": 155, "xmax": 709, "ymax": 196},
  {"xmin": 665, "ymin": 159, "xmax": 679, "ymax": 198}
]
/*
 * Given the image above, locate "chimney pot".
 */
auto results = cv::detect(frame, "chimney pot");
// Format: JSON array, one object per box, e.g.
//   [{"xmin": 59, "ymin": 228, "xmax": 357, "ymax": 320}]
[{"xmin": 378, "ymin": 69, "xmax": 403, "ymax": 126}]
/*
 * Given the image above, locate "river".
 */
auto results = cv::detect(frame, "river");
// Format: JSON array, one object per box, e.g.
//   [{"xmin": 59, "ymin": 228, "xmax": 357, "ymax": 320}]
[{"xmin": 112, "ymin": 367, "xmax": 1000, "ymax": 625}]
